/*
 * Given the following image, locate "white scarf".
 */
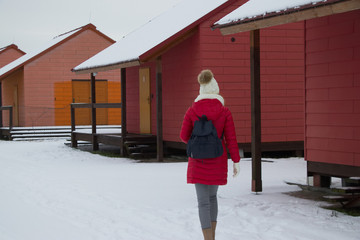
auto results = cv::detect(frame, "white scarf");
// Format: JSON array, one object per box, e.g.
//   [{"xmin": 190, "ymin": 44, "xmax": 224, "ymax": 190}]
[{"xmin": 194, "ymin": 94, "xmax": 224, "ymax": 106}]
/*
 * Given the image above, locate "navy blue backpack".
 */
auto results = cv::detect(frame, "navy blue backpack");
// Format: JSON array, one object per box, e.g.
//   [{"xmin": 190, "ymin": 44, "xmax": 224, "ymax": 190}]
[{"xmin": 187, "ymin": 115, "xmax": 223, "ymax": 159}]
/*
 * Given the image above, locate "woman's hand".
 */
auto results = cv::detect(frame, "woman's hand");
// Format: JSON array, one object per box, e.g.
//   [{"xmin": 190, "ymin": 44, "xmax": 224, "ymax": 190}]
[{"xmin": 233, "ymin": 162, "xmax": 240, "ymax": 177}]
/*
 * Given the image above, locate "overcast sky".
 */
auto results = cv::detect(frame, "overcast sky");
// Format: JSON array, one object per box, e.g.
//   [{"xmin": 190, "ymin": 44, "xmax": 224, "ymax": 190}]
[{"xmin": 0, "ymin": 0, "xmax": 182, "ymax": 53}]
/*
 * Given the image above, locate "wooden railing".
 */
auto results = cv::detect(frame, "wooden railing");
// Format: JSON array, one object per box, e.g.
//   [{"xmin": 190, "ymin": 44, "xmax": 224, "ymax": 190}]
[
  {"xmin": 0, "ymin": 106, "xmax": 13, "ymax": 130},
  {"xmin": 70, "ymin": 103, "xmax": 122, "ymax": 149}
]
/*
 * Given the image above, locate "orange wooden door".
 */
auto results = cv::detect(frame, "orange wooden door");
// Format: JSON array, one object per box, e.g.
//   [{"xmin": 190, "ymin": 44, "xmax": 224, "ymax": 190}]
[
  {"xmin": 72, "ymin": 81, "xmax": 91, "ymax": 125},
  {"xmin": 139, "ymin": 68, "xmax": 151, "ymax": 134},
  {"xmin": 95, "ymin": 81, "xmax": 108, "ymax": 125},
  {"xmin": 72, "ymin": 80, "xmax": 108, "ymax": 125}
]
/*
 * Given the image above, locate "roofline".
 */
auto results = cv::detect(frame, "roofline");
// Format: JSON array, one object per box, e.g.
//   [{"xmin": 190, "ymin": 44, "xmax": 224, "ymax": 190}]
[
  {"xmin": 139, "ymin": 0, "xmax": 241, "ymax": 61},
  {"xmin": 72, "ymin": 59, "xmax": 140, "ymax": 75},
  {"xmin": 214, "ymin": 0, "xmax": 360, "ymax": 35},
  {"xmin": 0, "ymin": 23, "xmax": 115, "ymax": 80},
  {"xmin": 0, "ymin": 44, "xmax": 26, "ymax": 55},
  {"xmin": 73, "ymin": 0, "xmax": 241, "ymax": 73}
]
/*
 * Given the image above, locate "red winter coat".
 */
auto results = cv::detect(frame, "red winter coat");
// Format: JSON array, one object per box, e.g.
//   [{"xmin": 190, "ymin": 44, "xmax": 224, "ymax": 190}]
[{"xmin": 180, "ymin": 98, "xmax": 240, "ymax": 185}]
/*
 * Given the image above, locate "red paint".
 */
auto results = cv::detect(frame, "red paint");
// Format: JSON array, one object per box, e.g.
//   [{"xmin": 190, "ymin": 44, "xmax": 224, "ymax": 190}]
[
  {"xmin": 125, "ymin": 0, "xmax": 305, "ymax": 146},
  {"xmin": 305, "ymin": 10, "xmax": 360, "ymax": 167},
  {"xmin": 0, "ymin": 24, "xmax": 121, "ymax": 127}
]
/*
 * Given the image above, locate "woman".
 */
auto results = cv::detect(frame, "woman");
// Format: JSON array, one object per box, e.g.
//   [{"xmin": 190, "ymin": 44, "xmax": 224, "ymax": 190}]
[{"xmin": 180, "ymin": 69, "xmax": 240, "ymax": 240}]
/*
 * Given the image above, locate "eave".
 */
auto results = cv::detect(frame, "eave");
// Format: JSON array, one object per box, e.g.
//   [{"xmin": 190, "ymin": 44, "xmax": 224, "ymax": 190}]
[{"xmin": 215, "ymin": 0, "xmax": 360, "ymax": 35}]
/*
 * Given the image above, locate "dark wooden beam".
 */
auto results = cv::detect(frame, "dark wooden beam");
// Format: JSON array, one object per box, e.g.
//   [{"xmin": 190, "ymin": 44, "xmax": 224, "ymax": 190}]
[
  {"xmin": 219, "ymin": 0, "xmax": 360, "ymax": 35},
  {"xmin": 121, "ymin": 68, "xmax": 127, "ymax": 156},
  {"xmin": 90, "ymin": 73, "xmax": 98, "ymax": 151},
  {"xmin": 308, "ymin": 161, "xmax": 360, "ymax": 178},
  {"xmin": 156, "ymin": 57, "xmax": 164, "ymax": 162},
  {"xmin": 250, "ymin": 29, "xmax": 262, "ymax": 193}
]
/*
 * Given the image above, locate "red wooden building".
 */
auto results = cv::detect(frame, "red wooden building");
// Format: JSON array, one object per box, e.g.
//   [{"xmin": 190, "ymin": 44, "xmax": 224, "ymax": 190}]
[
  {"xmin": 0, "ymin": 44, "xmax": 26, "ymax": 129},
  {"xmin": 215, "ymin": 0, "xmax": 360, "ymax": 189},
  {"xmin": 73, "ymin": 0, "xmax": 305, "ymax": 159},
  {"xmin": 0, "ymin": 24, "xmax": 121, "ymax": 128}
]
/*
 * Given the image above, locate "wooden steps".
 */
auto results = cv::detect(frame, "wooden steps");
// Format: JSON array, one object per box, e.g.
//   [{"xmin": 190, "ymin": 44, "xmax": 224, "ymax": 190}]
[
  {"xmin": 0, "ymin": 125, "xmax": 121, "ymax": 141},
  {"xmin": 124, "ymin": 135, "xmax": 157, "ymax": 159}
]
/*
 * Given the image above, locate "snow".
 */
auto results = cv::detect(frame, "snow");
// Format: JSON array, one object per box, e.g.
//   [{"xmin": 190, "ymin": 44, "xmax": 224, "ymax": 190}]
[
  {"xmin": 215, "ymin": 0, "xmax": 328, "ymax": 26},
  {"xmin": 73, "ymin": 0, "xmax": 228, "ymax": 72},
  {"xmin": 1, "ymin": 139, "xmax": 359, "ymax": 240},
  {"xmin": 0, "ymin": 28, "xmax": 80, "ymax": 77}
]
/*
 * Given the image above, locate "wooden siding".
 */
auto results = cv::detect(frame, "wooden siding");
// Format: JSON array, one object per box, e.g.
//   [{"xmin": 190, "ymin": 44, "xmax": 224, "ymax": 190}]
[
  {"xmin": 4, "ymin": 28, "xmax": 121, "ymax": 127},
  {"xmin": 305, "ymin": 10, "xmax": 360, "ymax": 167},
  {"xmin": 124, "ymin": 0, "xmax": 305, "ymax": 145}
]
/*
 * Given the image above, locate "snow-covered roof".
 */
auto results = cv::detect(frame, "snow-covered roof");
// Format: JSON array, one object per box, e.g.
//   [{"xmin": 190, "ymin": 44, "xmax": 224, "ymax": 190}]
[
  {"xmin": 73, "ymin": 0, "xmax": 228, "ymax": 73},
  {"xmin": 0, "ymin": 29, "xmax": 82, "ymax": 78},
  {"xmin": 0, "ymin": 24, "xmax": 113, "ymax": 79},
  {"xmin": 215, "ymin": 0, "xmax": 331, "ymax": 26}
]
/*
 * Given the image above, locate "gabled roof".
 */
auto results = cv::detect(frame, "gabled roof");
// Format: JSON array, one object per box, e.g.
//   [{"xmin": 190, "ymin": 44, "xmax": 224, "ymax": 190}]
[
  {"xmin": 214, "ymin": 0, "xmax": 360, "ymax": 34},
  {"xmin": 73, "ymin": 0, "xmax": 234, "ymax": 74},
  {"xmin": 0, "ymin": 24, "xmax": 115, "ymax": 79},
  {"xmin": 0, "ymin": 44, "xmax": 26, "ymax": 55}
]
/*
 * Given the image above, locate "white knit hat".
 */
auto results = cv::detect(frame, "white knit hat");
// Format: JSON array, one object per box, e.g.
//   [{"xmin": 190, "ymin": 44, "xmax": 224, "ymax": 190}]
[{"xmin": 198, "ymin": 69, "xmax": 219, "ymax": 95}]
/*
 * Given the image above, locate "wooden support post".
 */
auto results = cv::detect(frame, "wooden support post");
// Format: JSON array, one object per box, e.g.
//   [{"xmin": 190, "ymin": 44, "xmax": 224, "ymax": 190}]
[
  {"xmin": 250, "ymin": 29, "xmax": 262, "ymax": 193},
  {"xmin": 70, "ymin": 105, "xmax": 77, "ymax": 148},
  {"xmin": 91, "ymin": 73, "xmax": 98, "ymax": 151},
  {"xmin": 8, "ymin": 106, "xmax": 13, "ymax": 131},
  {"xmin": 156, "ymin": 57, "xmax": 164, "ymax": 162},
  {"xmin": 120, "ymin": 68, "xmax": 127, "ymax": 156}
]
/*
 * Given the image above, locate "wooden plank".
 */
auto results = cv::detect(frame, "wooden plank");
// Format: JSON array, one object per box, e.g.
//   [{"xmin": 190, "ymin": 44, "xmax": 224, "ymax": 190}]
[
  {"xmin": 156, "ymin": 56, "xmax": 164, "ymax": 162},
  {"xmin": 93, "ymin": 103, "xmax": 121, "ymax": 108},
  {"xmin": 90, "ymin": 73, "xmax": 98, "ymax": 151},
  {"xmin": 219, "ymin": 0, "xmax": 360, "ymax": 35},
  {"xmin": 71, "ymin": 103, "xmax": 92, "ymax": 109},
  {"xmin": 121, "ymin": 68, "xmax": 127, "ymax": 156},
  {"xmin": 73, "ymin": 132, "xmax": 93, "ymax": 142},
  {"xmin": 307, "ymin": 161, "xmax": 360, "ymax": 178},
  {"xmin": 331, "ymin": 187, "xmax": 360, "ymax": 194},
  {"xmin": 250, "ymin": 30, "xmax": 262, "ymax": 193},
  {"xmin": 97, "ymin": 134, "xmax": 122, "ymax": 146}
]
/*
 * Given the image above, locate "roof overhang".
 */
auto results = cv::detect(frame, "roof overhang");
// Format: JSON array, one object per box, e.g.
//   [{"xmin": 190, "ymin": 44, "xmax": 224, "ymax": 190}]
[
  {"xmin": 214, "ymin": 0, "xmax": 360, "ymax": 35},
  {"xmin": 72, "ymin": 25, "xmax": 200, "ymax": 74},
  {"xmin": 72, "ymin": 60, "xmax": 140, "ymax": 75}
]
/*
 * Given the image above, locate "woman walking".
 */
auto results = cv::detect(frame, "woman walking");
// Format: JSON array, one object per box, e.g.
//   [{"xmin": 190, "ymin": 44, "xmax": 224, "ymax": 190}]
[{"xmin": 180, "ymin": 69, "xmax": 240, "ymax": 240}]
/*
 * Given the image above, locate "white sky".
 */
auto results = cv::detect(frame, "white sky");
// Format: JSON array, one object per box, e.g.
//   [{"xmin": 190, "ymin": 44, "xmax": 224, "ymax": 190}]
[{"xmin": 0, "ymin": 0, "xmax": 183, "ymax": 53}]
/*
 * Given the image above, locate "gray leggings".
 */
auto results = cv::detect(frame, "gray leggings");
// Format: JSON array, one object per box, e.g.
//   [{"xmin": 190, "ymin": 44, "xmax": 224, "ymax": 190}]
[{"xmin": 195, "ymin": 183, "xmax": 219, "ymax": 229}]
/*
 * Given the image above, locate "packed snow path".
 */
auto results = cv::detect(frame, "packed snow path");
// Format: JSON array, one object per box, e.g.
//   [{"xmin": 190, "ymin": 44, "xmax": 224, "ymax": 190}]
[{"xmin": 0, "ymin": 140, "xmax": 359, "ymax": 240}]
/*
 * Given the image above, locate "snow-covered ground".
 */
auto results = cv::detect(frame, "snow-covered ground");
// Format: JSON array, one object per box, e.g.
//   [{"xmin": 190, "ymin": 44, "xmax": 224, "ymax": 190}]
[{"xmin": 0, "ymin": 139, "xmax": 359, "ymax": 240}]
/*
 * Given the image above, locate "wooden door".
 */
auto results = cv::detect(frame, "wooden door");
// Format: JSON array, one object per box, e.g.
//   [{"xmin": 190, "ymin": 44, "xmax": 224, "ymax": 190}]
[
  {"xmin": 139, "ymin": 68, "xmax": 151, "ymax": 134},
  {"xmin": 72, "ymin": 80, "xmax": 108, "ymax": 125},
  {"xmin": 72, "ymin": 81, "xmax": 91, "ymax": 125},
  {"xmin": 13, "ymin": 85, "xmax": 19, "ymax": 126},
  {"xmin": 95, "ymin": 81, "xmax": 108, "ymax": 125}
]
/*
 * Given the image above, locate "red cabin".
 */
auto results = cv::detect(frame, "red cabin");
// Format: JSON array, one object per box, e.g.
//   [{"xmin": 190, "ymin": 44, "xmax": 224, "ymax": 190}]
[
  {"xmin": 215, "ymin": 0, "xmax": 360, "ymax": 188},
  {"xmin": 73, "ymin": 0, "xmax": 305, "ymax": 160},
  {"xmin": 0, "ymin": 24, "xmax": 121, "ymax": 129}
]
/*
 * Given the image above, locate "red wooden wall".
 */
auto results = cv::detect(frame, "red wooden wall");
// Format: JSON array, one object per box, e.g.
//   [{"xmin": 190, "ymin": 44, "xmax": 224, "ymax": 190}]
[
  {"xmin": 1, "ymin": 28, "xmax": 121, "ymax": 127},
  {"xmin": 305, "ymin": 10, "xmax": 360, "ymax": 167},
  {"xmin": 125, "ymin": 0, "xmax": 305, "ymax": 145},
  {"xmin": 0, "ymin": 45, "xmax": 25, "ymax": 126}
]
